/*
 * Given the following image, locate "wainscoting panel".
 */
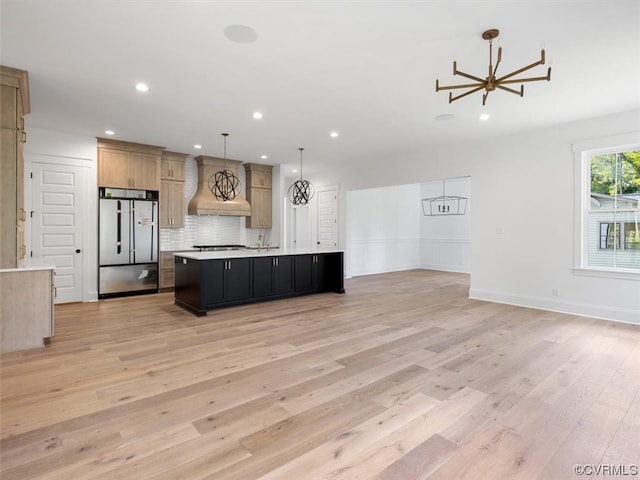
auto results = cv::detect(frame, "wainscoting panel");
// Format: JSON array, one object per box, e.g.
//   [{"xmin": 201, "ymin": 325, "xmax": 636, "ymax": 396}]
[
  {"xmin": 348, "ymin": 238, "xmax": 421, "ymax": 277},
  {"xmin": 420, "ymin": 238, "xmax": 471, "ymax": 273}
]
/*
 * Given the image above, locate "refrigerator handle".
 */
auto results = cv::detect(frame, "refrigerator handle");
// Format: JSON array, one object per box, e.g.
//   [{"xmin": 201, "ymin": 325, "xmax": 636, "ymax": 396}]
[
  {"xmin": 116, "ymin": 200, "xmax": 122, "ymax": 255},
  {"xmin": 151, "ymin": 200, "xmax": 157, "ymax": 261}
]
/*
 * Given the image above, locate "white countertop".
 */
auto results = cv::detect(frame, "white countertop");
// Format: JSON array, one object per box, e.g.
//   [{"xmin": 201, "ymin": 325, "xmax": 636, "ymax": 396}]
[
  {"xmin": 0, "ymin": 258, "xmax": 56, "ymax": 273},
  {"xmin": 174, "ymin": 247, "xmax": 343, "ymax": 261}
]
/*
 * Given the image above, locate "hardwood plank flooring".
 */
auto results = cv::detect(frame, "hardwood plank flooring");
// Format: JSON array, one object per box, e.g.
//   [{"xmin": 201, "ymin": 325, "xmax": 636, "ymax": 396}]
[{"xmin": 2, "ymin": 269, "xmax": 640, "ymax": 479}]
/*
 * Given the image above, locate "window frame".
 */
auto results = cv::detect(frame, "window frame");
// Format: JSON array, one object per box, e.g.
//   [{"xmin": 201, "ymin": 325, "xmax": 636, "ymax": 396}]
[{"xmin": 572, "ymin": 131, "xmax": 640, "ymax": 280}]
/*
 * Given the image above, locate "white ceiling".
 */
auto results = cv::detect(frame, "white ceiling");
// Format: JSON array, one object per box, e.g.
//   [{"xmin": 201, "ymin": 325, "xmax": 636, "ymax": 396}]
[{"xmin": 2, "ymin": 1, "xmax": 639, "ymax": 175}]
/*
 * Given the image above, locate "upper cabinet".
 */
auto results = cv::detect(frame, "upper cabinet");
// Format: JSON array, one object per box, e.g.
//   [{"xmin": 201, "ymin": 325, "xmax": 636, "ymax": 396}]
[
  {"xmin": 244, "ymin": 163, "xmax": 273, "ymax": 229},
  {"xmin": 161, "ymin": 151, "xmax": 186, "ymax": 182},
  {"xmin": 0, "ymin": 65, "xmax": 30, "ymax": 268},
  {"xmin": 160, "ymin": 151, "xmax": 188, "ymax": 228},
  {"xmin": 97, "ymin": 138, "xmax": 164, "ymax": 191}
]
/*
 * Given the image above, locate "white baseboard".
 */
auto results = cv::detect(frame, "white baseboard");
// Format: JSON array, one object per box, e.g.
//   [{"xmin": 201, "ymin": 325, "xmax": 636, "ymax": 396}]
[
  {"xmin": 420, "ymin": 263, "xmax": 470, "ymax": 274},
  {"xmin": 469, "ymin": 288, "xmax": 640, "ymax": 326}
]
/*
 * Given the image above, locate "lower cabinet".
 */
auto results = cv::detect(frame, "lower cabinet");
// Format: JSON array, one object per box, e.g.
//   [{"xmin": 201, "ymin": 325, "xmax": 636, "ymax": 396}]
[
  {"xmin": 201, "ymin": 258, "xmax": 251, "ymax": 305},
  {"xmin": 253, "ymin": 255, "xmax": 293, "ymax": 298},
  {"xmin": 294, "ymin": 254, "xmax": 325, "ymax": 293},
  {"xmin": 175, "ymin": 252, "xmax": 344, "ymax": 316},
  {"xmin": 1, "ymin": 267, "xmax": 54, "ymax": 353}
]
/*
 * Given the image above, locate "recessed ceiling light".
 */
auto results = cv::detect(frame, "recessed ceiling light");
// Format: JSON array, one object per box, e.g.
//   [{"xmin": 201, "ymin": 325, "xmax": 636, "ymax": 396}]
[
  {"xmin": 253, "ymin": 112, "xmax": 263, "ymax": 120},
  {"xmin": 329, "ymin": 131, "xmax": 339, "ymax": 138},
  {"xmin": 224, "ymin": 25, "xmax": 258, "ymax": 43},
  {"xmin": 104, "ymin": 130, "xmax": 115, "ymax": 136},
  {"xmin": 260, "ymin": 155, "xmax": 268, "ymax": 159},
  {"xmin": 479, "ymin": 113, "xmax": 491, "ymax": 121},
  {"xmin": 435, "ymin": 113, "xmax": 455, "ymax": 121},
  {"xmin": 193, "ymin": 144, "xmax": 202, "ymax": 149},
  {"xmin": 292, "ymin": 169, "xmax": 298, "ymax": 173},
  {"xmin": 135, "ymin": 83, "xmax": 149, "ymax": 92}
]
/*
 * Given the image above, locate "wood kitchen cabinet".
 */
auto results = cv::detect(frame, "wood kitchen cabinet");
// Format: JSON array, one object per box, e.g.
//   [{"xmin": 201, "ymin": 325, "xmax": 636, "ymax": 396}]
[
  {"xmin": 97, "ymin": 138, "xmax": 163, "ymax": 191},
  {"xmin": 160, "ymin": 151, "xmax": 187, "ymax": 228},
  {"xmin": 161, "ymin": 151, "xmax": 186, "ymax": 181},
  {"xmin": 0, "ymin": 65, "xmax": 29, "ymax": 268},
  {"xmin": 244, "ymin": 163, "xmax": 273, "ymax": 229},
  {"xmin": 159, "ymin": 251, "xmax": 176, "ymax": 289},
  {"xmin": 1, "ymin": 265, "xmax": 55, "ymax": 353}
]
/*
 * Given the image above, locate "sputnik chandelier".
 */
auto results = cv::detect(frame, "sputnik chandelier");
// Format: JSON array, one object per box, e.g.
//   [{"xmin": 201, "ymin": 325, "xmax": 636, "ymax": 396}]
[
  {"xmin": 208, "ymin": 132, "xmax": 240, "ymax": 201},
  {"xmin": 287, "ymin": 147, "xmax": 315, "ymax": 206},
  {"xmin": 435, "ymin": 29, "xmax": 551, "ymax": 105}
]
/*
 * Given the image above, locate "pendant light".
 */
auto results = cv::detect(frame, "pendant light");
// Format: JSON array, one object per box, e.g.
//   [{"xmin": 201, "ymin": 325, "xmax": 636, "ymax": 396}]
[
  {"xmin": 422, "ymin": 178, "xmax": 468, "ymax": 216},
  {"xmin": 208, "ymin": 132, "xmax": 240, "ymax": 201},
  {"xmin": 287, "ymin": 147, "xmax": 315, "ymax": 206}
]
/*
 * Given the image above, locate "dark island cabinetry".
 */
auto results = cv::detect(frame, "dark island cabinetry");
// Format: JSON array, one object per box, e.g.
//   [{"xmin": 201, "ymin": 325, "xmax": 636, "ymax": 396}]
[
  {"xmin": 175, "ymin": 251, "xmax": 344, "ymax": 316},
  {"xmin": 201, "ymin": 258, "xmax": 251, "ymax": 305},
  {"xmin": 294, "ymin": 254, "xmax": 324, "ymax": 292},
  {"xmin": 253, "ymin": 255, "xmax": 293, "ymax": 298}
]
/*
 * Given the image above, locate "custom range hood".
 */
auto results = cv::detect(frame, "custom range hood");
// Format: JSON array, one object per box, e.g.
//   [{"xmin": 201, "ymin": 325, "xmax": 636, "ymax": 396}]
[{"xmin": 187, "ymin": 155, "xmax": 251, "ymax": 216}]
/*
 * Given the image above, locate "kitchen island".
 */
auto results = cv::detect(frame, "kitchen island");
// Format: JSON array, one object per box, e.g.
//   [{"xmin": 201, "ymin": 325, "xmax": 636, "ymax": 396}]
[{"xmin": 174, "ymin": 248, "xmax": 345, "ymax": 316}]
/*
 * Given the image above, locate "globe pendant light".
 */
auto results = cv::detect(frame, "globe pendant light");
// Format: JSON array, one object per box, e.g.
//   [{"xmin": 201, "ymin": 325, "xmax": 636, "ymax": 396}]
[
  {"xmin": 208, "ymin": 132, "xmax": 240, "ymax": 201},
  {"xmin": 287, "ymin": 147, "xmax": 315, "ymax": 206}
]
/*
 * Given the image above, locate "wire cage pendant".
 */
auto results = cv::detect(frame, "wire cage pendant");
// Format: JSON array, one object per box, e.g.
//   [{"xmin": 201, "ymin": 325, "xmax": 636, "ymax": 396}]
[
  {"xmin": 422, "ymin": 179, "xmax": 468, "ymax": 216},
  {"xmin": 288, "ymin": 147, "xmax": 315, "ymax": 206},
  {"xmin": 208, "ymin": 132, "xmax": 240, "ymax": 201}
]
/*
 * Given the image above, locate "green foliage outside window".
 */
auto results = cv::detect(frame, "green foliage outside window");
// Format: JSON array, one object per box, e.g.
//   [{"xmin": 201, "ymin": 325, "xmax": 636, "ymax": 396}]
[{"xmin": 590, "ymin": 150, "xmax": 640, "ymax": 196}]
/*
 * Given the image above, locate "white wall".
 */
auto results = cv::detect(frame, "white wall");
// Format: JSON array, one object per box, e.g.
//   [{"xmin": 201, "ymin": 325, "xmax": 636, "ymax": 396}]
[
  {"xmin": 345, "ymin": 177, "xmax": 471, "ymax": 277},
  {"xmin": 308, "ymin": 109, "xmax": 640, "ymax": 324},
  {"xmin": 420, "ymin": 177, "xmax": 471, "ymax": 273},
  {"xmin": 24, "ymin": 126, "xmax": 98, "ymax": 302},
  {"xmin": 346, "ymin": 183, "xmax": 421, "ymax": 276}
]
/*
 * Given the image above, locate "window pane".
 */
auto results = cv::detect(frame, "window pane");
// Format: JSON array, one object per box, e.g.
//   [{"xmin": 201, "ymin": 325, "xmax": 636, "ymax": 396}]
[
  {"xmin": 587, "ymin": 149, "xmax": 640, "ymax": 270},
  {"xmin": 590, "ymin": 150, "xmax": 640, "ymax": 210},
  {"xmin": 625, "ymin": 222, "xmax": 640, "ymax": 250},
  {"xmin": 599, "ymin": 222, "xmax": 620, "ymax": 249}
]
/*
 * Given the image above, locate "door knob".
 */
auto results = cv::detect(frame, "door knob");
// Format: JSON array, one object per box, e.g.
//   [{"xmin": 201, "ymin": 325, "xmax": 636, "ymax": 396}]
[{"xmin": 75, "ymin": 249, "xmax": 81, "ymax": 253}]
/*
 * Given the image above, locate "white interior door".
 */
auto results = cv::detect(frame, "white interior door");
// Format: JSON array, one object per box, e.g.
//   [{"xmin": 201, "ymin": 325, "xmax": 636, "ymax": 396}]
[
  {"xmin": 316, "ymin": 185, "xmax": 339, "ymax": 247},
  {"xmin": 31, "ymin": 162, "xmax": 85, "ymax": 303}
]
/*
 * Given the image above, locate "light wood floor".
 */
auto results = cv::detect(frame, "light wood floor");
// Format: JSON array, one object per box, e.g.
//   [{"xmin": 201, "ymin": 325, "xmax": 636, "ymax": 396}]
[{"xmin": 1, "ymin": 270, "xmax": 639, "ymax": 479}]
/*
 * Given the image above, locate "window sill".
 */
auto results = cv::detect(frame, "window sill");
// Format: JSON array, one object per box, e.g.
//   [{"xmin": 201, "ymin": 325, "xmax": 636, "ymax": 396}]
[{"xmin": 573, "ymin": 267, "xmax": 640, "ymax": 281}]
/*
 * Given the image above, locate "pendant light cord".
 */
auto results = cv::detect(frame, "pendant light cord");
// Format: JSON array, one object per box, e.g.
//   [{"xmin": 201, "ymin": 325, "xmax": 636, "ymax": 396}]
[
  {"xmin": 298, "ymin": 148, "xmax": 304, "ymax": 180},
  {"xmin": 222, "ymin": 133, "xmax": 229, "ymax": 161}
]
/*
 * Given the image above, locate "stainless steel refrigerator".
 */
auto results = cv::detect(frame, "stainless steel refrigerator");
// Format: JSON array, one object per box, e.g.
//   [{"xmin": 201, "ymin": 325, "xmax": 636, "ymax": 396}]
[{"xmin": 99, "ymin": 188, "xmax": 159, "ymax": 298}]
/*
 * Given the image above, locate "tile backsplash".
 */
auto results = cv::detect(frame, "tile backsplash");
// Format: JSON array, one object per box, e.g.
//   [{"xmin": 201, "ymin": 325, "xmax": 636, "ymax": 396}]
[{"xmin": 159, "ymin": 156, "xmax": 248, "ymax": 250}]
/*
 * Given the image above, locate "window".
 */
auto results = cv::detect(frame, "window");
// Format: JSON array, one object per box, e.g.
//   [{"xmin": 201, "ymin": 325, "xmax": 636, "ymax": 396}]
[
  {"xmin": 573, "ymin": 132, "xmax": 640, "ymax": 277},
  {"xmin": 599, "ymin": 222, "xmax": 620, "ymax": 250}
]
